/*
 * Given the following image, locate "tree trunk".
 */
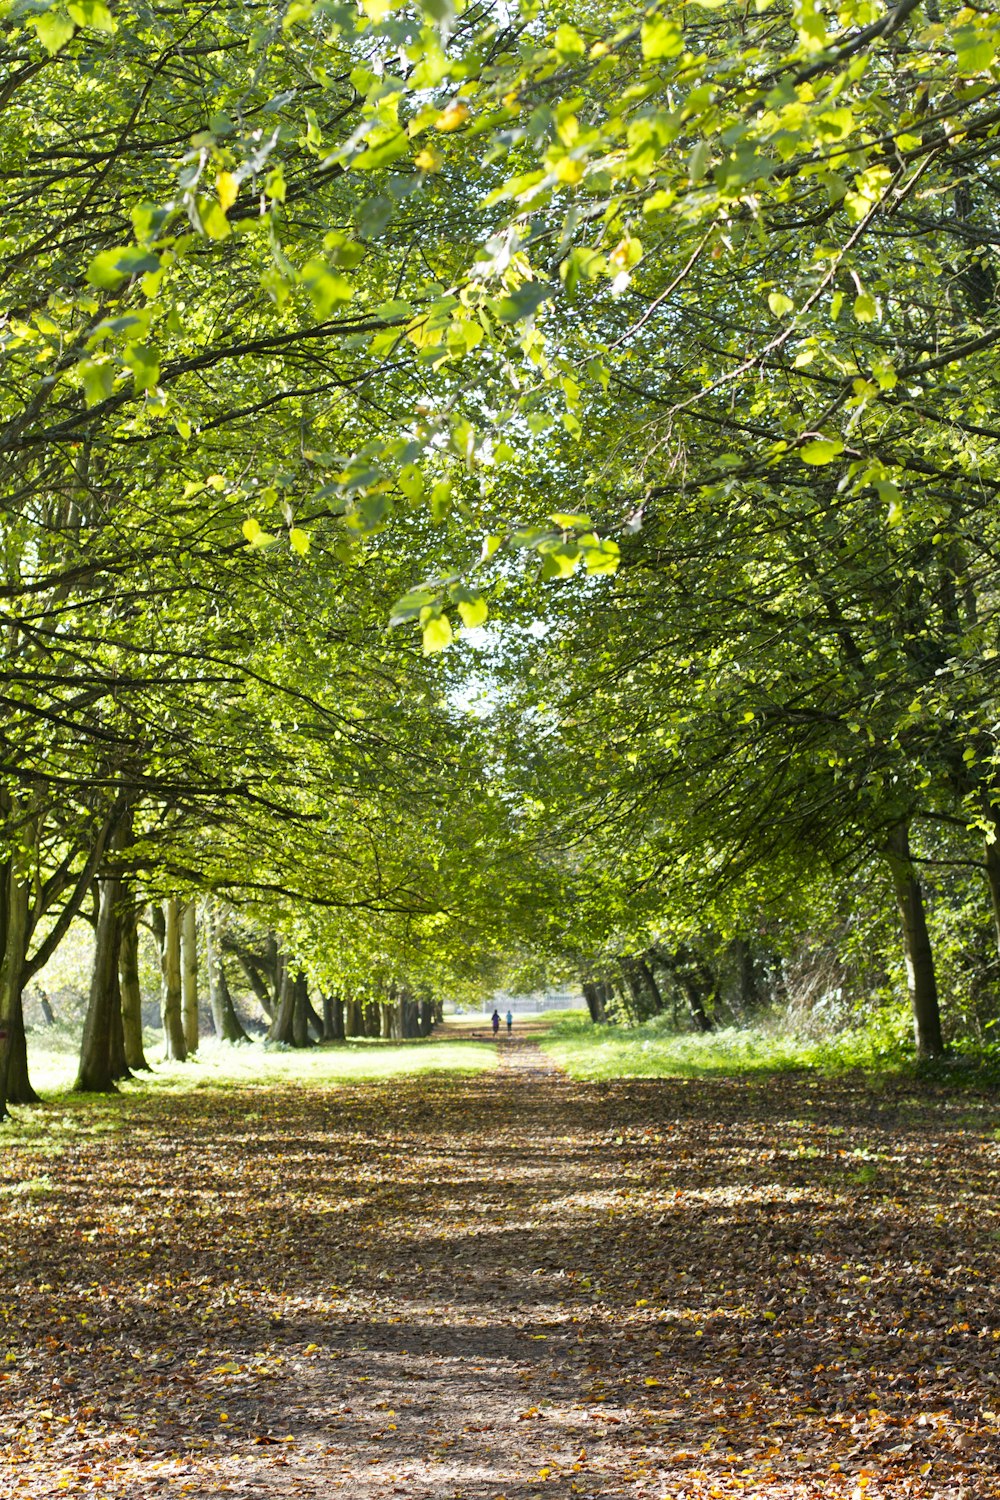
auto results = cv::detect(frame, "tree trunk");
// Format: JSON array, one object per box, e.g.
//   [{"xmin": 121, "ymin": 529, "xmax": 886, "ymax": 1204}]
[
  {"xmin": 181, "ymin": 900, "xmax": 199, "ymax": 1054},
  {"xmin": 119, "ymin": 905, "xmax": 150, "ymax": 1071},
  {"xmin": 322, "ymin": 993, "xmax": 344, "ymax": 1040},
  {"xmin": 0, "ymin": 859, "xmax": 30, "ymax": 1119},
  {"xmin": 732, "ymin": 937, "xmax": 760, "ymax": 1017},
  {"xmin": 38, "ymin": 991, "xmax": 55, "ymax": 1026},
  {"xmin": 268, "ymin": 966, "xmax": 296, "ymax": 1044},
  {"xmin": 302, "ymin": 985, "xmax": 324, "ymax": 1040},
  {"xmin": 582, "ymin": 981, "xmax": 606, "ymax": 1024},
  {"xmin": 637, "ymin": 956, "xmax": 665, "ymax": 1014},
  {"xmin": 418, "ymin": 997, "xmax": 434, "ymax": 1035},
  {"xmin": 161, "ymin": 897, "xmax": 187, "ymax": 1061},
  {"xmin": 7, "ymin": 991, "xmax": 39, "ymax": 1105},
  {"xmin": 231, "ymin": 946, "xmax": 274, "ymax": 1017},
  {"xmin": 344, "ymin": 995, "xmax": 364, "ymax": 1037},
  {"xmin": 291, "ymin": 971, "xmax": 313, "ymax": 1048},
  {"xmin": 884, "ymin": 821, "xmax": 944, "ymax": 1058},
  {"xmin": 980, "ymin": 795, "xmax": 1000, "ymax": 960},
  {"xmin": 76, "ymin": 864, "xmax": 125, "ymax": 1093},
  {"xmin": 205, "ymin": 903, "xmax": 250, "ymax": 1043},
  {"xmin": 108, "ymin": 960, "xmax": 131, "ymax": 1082}
]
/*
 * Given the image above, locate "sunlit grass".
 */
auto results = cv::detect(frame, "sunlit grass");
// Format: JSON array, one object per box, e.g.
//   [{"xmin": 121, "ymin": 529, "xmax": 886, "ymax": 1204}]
[
  {"xmin": 536, "ymin": 1009, "xmax": 929, "ymax": 1080},
  {"xmin": 22, "ymin": 1023, "xmax": 498, "ymax": 1100}
]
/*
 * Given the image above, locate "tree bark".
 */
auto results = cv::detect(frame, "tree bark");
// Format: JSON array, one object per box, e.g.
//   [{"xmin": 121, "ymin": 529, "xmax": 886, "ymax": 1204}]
[
  {"xmin": 582, "ymin": 981, "xmax": 607, "ymax": 1024},
  {"xmin": 344, "ymin": 995, "xmax": 364, "ymax": 1037},
  {"xmin": 108, "ymin": 959, "xmax": 131, "ymax": 1082},
  {"xmin": 230, "ymin": 945, "xmax": 274, "ymax": 1017},
  {"xmin": 118, "ymin": 904, "xmax": 150, "ymax": 1071},
  {"xmin": 0, "ymin": 857, "xmax": 30, "ymax": 1119},
  {"xmin": 76, "ymin": 863, "xmax": 126, "ymax": 1093},
  {"xmin": 302, "ymin": 984, "xmax": 324, "ymax": 1040},
  {"xmin": 205, "ymin": 902, "xmax": 250, "ymax": 1042},
  {"xmin": 980, "ymin": 794, "xmax": 1000, "ymax": 960},
  {"xmin": 322, "ymin": 993, "xmax": 344, "ymax": 1040},
  {"xmin": 884, "ymin": 820, "xmax": 944, "ymax": 1058},
  {"xmin": 637, "ymin": 956, "xmax": 665, "ymax": 1014},
  {"xmin": 268, "ymin": 965, "xmax": 296, "ymax": 1044},
  {"xmin": 291, "ymin": 971, "xmax": 313, "ymax": 1048},
  {"xmin": 161, "ymin": 897, "xmax": 187, "ymax": 1061},
  {"xmin": 7, "ymin": 991, "xmax": 39, "ymax": 1105},
  {"xmin": 181, "ymin": 900, "xmax": 199, "ymax": 1054}
]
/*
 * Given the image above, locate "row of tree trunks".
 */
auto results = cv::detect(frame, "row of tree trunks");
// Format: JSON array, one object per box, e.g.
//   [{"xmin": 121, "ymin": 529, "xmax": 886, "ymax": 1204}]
[
  {"xmin": 205, "ymin": 902, "xmax": 249, "ymax": 1042},
  {"xmin": 582, "ymin": 981, "xmax": 609, "ymax": 1024}
]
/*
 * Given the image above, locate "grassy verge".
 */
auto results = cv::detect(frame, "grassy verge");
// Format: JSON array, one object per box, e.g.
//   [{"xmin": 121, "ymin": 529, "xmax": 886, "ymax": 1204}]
[
  {"xmin": 21, "ymin": 1023, "xmax": 498, "ymax": 1100},
  {"xmin": 538, "ymin": 1009, "xmax": 1000, "ymax": 1086}
]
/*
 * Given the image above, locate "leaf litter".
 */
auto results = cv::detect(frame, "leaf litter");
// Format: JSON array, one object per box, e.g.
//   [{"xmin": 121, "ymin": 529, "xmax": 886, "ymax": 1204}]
[{"xmin": 1, "ymin": 1032, "xmax": 999, "ymax": 1498}]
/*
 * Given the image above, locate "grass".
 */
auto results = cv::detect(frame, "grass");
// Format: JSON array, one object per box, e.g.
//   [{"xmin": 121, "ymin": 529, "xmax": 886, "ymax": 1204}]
[
  {"xmin": 536, "ymin": 1007, "xmax": 1000, "ymax": 1085},
  {"xmin": 21, "ymin": 1021, "xmax": 498, "ymax": 1100}
]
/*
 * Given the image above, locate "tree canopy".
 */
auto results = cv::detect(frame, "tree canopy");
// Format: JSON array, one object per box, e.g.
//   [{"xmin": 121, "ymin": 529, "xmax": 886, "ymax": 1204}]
[{"xmin": 3, "ymin": 0, "xmax": 1000, "ymax": 1100}]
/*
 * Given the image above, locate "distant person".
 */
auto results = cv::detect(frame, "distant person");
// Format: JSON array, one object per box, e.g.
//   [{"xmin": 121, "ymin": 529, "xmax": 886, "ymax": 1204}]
[
  {"xmin": 491, "ymin": 1008, "xmax": 500, "ymax": 1037},
  {"xmin": 505, "ymin": 1009, "xmax": 513, "ymax": 1035}
]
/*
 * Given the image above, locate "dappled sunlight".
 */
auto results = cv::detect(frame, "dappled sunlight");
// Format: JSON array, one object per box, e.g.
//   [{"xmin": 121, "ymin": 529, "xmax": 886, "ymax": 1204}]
[{"xmin": 2, "ymin": 1043, "xmax": 999, "ymax": 1498}]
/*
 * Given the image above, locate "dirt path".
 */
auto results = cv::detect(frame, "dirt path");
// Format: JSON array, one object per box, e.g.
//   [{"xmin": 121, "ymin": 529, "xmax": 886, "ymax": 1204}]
[{"xmin": 3, "ymin": 1037, "xmax": 1000, "ymax": 1498}]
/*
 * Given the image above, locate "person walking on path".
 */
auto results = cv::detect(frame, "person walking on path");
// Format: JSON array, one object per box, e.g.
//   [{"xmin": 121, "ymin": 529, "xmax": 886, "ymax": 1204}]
[
  {"xmin": 491, "ymin": 1008, "xmax": 500, "ymax": 1037},
  {"xmin": 505, "ymin": 1009, "xmax": 513, "ymax": 1036}
]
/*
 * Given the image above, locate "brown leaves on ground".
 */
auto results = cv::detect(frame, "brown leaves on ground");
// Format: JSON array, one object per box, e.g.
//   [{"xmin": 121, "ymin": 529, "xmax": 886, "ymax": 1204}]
[{"xmin": 1, "ymin": 1032, "xmax": 999, "ymax": 1499}]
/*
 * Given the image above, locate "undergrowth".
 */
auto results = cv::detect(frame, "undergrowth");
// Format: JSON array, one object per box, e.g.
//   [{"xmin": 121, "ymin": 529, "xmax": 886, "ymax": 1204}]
[{"xmin": 538, "ymin": 1006, "xmax": 1000, "ymax": 1087}]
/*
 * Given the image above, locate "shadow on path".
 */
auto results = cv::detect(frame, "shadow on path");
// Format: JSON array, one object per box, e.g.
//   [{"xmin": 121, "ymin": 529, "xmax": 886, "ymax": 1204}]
[{"xmin": 2, "ymin": 1037, "xmax": 999, "ymax": 1498}]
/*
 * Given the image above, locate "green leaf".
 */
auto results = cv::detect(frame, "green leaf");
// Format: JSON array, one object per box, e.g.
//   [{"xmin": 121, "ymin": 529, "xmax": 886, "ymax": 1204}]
[
  {"xmin": 398, "ymin": 464, "xmax": 424, "ymax": 501},
  {"xmin": 496, "ymin": 281, "xmax": 551, "ymax": 323},
  {"xmin": 86, "ymin": 247, "xmax": 160, "ymax": 289},
  {"xmin": 31, "ymin": 9, "xmax": 76, "ymax": 54},
  {"xmin": 301, "ymin": 261, "xmax": 353, "ymax": 317},
  {"xmin": 541, "ymin": 546, "xmax": 581, "ymax": 580},
  {"xmin": 430, "ymin": 480, "xmax": 451, "ymax": 522},
  {"xmin": 768, "ymin": 291, "xmax": 794, "ymax": 317},
  {"xmin": 390, "ymin": 588, "xmax": 436, "ymax": 624},
  {"xmin": 553, "ymin": 24, "xmax": 585, "ymax": 58},
  {"xmin": 123, "ymin": 343, "xmax": 160, "ymax": 392},
  {"xmin": 584, "ymin": 540, "xmax": 620, "ymax": 575},
  {"xmin": 550, "ymin": 512, "xmax": 592, "ymax": 529},
  {"xmin": 800, "ymin": 439, "xmax": 844, "ymax": 466},
  {"xmin": 80, "ymin": 360, "xmax": 113, "ymax": 407},
  {"xmin": 641, "ymin": 16, "xmax": 683, "ymax": 59},
  {"xmin": 458, "ymin": 597, "xmax": 488, "ymax": 629},
  {"xmin": 198, "ymin": 197, "xmax": 231, "ymax": 240},
  {"xmin": 853, "ymin": 291, "xmax": 877, "ymax": 323},
  {"xmin": 875, "ymin": 480, "xmax": 904, "ymax": 527},
  {"xmin": 242, "ymin": 518, "xmax": 277, "ymax": 548},
  {"xmin": 289, "ymin": 527, "xmax": 311, "ymax": 556},
  {"xmin": 67, "ymin": 1, "xmax": 116, "ymax": 31},
  {"xmin": 422, "ymin": 614, "xmax": 453, "ymax": 654},
  {"xmin": 955, "ymin": 23, "xmax": 996, "ymax": 76}
]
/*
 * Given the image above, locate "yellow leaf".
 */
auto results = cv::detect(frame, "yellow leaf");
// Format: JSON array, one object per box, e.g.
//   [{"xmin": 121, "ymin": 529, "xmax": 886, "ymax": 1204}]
[
  {"xmin": 644, "ymin": 1376, "xmax": 662, "ymax": 1386},
  {"xmin": 216, "ymin": 171, "xmax": 238, "ymax": 212},
  {"xmin": 289, "ymin": 527, "xmax": 310, "ymax": 556},
  {"xmin": 414, "ymin": 147, "xmax": 443, "ymax": 172},
  {"xmin": 435, "ymin": 102, "xmax": 470, "ymax": 132}
]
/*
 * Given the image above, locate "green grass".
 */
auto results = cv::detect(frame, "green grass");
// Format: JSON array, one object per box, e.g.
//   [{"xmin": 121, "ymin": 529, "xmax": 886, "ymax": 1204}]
[
  {"xmin": 21, "ymin": 1024, "xmax": 498, "ymax": 1100},
  {"xmin": 535, "ymin": 1007, "xmax": 968, "ymax": 1082}
]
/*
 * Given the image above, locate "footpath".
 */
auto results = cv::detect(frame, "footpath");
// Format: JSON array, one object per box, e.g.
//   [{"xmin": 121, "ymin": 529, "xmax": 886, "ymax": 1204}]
[{"xmin": 2, "ymin": 1032, "xmax": 999, "ymax": 1498}]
